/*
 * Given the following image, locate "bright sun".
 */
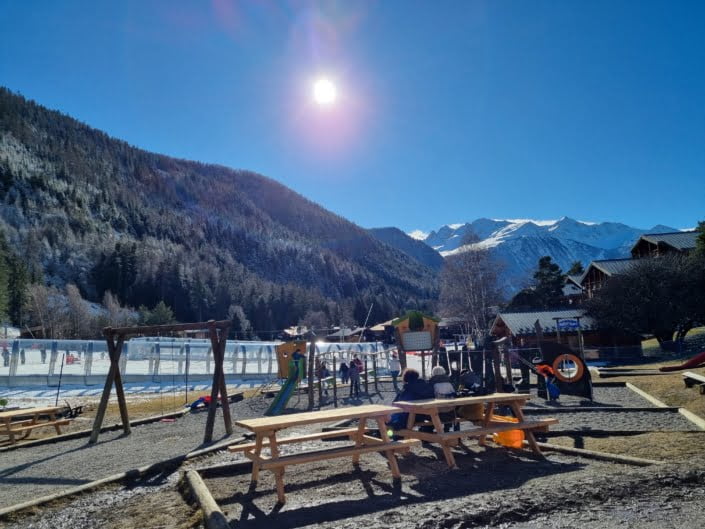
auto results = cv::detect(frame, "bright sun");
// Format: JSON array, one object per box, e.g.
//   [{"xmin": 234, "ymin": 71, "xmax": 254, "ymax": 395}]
[{"xmin": 313, "ymin": 78, "xmax": 336, "ymax": 105}]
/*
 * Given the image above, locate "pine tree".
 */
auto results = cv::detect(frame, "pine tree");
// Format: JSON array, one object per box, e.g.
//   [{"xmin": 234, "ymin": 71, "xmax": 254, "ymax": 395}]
[
  {"xmin": 7, "ymin": 254, "xmax": 28, "ymax": 326},
  {"xmin": 533, "ymin": 256, "xmax": 566, "ymax": 309}
]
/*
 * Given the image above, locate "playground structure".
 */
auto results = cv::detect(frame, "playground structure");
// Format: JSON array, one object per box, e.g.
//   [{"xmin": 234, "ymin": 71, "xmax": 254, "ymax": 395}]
[
  {"xmin": 659, "ymin": 350, "xmax": 705, "ymax": 372},
  {"xmin": 263, "ymin": 340, "xmax": 393, "ymax": 414},
  {"xmin": 90, "ymin": 320, "xmax": 233, "ymax": 444}
]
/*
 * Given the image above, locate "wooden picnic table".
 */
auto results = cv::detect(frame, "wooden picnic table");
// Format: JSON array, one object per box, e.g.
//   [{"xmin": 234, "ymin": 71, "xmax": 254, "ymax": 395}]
[
  {"xmin": 0, "ymin": 406, "xmax": 70, "ymax": 444},
  {"xmin": 229, "ymin": 404, "xmax": 420, "ymax": 503},
  {"xmin": 394, "ymin": 393, "xmax": 557, "ymax": 468}
]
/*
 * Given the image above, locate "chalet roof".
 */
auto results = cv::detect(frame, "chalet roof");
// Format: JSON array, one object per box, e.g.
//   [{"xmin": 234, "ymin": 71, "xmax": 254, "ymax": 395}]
[
  {"xmin": 369, "ymin": 319, "xmax": 394, "ymax": 332},
  {"xmin": 633, "ymin": 231, "xmax": 698, "ymax": 252},
  {"xmin": 491, "ymin": 309, "xmax": 596, "ymax": 336},
  {"xmin": 438, "ymin": 317, "xmax": 466, "ymax": 327},
  {"xmin": 326, "ymin": 327, "xmax": 364, "ymax": 339},
  {"xmin": 566, "ymin": 274, "xmax": 583, "ymax": 287},
  {"xmin": 586, "ymin": 258, "xmax": 636, "ymax": 278}
]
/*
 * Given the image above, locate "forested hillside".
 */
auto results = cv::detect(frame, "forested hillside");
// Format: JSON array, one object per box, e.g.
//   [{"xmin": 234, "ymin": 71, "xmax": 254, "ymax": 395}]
[{"xmin": 0, "ymin": 87, "xmax": 438, "ymax": 337}]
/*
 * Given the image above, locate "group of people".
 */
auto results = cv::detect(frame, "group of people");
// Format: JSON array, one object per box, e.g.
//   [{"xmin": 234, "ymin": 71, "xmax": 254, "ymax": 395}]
[
  {"xmin": 338, "ymin": 355, "xmax": 364, "ymax": 398},
  {"xmin": 387, "ymin": 365, "xmax": 460, "ymax": 432}
]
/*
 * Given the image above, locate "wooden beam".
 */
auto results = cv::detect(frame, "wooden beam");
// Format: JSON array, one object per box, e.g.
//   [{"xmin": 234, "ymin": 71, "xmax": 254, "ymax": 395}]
[
  {"xmin": 258, "ymin": 439, "xmax": 420, "ymax": 470},
  {"xmin": 204, "ymin": 324, "xmax": 232, "ymax": 443},
  {"xmin": 184, "ymin": 471, "xmax": 231, "ymax": 529},
  {"xmin": 228, "ymin": 427, "xmax": 362, "ymax": 452},
  {"xmin": 90, "ymin": 333, "xmax": 126, "ymax": 444}
]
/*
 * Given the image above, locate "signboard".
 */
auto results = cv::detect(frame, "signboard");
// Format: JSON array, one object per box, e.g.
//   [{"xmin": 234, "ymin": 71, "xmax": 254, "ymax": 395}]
[
  {"xmin": 557, "ymin": 318, "xmax": 580, "ymax": 331},
  {"xmin": 401, "ymin": 331, "xmax": 433, "ymax": 351}
]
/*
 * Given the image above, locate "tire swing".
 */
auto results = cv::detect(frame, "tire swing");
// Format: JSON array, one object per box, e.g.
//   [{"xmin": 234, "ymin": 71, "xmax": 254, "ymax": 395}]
[{"xmin": 551, "ymin": 353, "xmax": 584, "ymax": 383}]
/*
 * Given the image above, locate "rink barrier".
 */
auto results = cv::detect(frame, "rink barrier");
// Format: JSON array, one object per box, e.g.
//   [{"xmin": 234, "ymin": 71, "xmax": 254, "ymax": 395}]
[{"xmin": 0, "ymin": 338, "xmax": 385, "ymax": 388}]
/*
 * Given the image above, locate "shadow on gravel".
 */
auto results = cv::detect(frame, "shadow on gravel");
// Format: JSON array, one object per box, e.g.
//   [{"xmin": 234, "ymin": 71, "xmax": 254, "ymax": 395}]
[
  {"xmin": 219, "ymin": 448, "xmax": 584, "ymax": 529},
  {"xmin": 0, "ymin": 435, "xmax": 124, "ymax": 480}
]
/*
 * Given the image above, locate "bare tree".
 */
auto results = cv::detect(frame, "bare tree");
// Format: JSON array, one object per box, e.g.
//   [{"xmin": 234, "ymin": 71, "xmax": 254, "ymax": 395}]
[
  {"xmin": 25, "ymin": 284, "xmax": 69, "ymax": 338},
  {"xmin": 66, "ymin": 284, "xmax": 92, "ymax": 338},
  {"xmin": 102, "ymin": 291, "xmax": 135, "ymax": 328},
  {"xmin": 438, "ymin": 233, "xmax": 503, "ymax": 339}
]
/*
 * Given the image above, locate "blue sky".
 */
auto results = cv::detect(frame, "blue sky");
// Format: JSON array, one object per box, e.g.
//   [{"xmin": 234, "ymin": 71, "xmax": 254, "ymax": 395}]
[{"xmin": 1, "ymin": 1, "xmax": 703, "ymax": 233}]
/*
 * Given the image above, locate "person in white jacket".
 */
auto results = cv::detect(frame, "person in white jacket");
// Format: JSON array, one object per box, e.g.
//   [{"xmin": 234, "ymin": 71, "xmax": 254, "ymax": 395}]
[{"xmin": 388, "ymin": 352, "xmax": 401, "ymax": 391}]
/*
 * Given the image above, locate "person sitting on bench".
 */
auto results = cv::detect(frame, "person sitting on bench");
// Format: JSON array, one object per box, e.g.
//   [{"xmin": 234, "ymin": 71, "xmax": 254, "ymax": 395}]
[
  {"xmin": 388, "ymin": 368, "xmax": 435, "ymax": 431},
  {"xmin": 429, "ymin": 366, "xmax": 459, "ymax": 432}
]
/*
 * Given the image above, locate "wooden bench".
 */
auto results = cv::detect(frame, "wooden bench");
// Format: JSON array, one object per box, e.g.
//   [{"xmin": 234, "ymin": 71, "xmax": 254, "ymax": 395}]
[
  {"xmin": 394, "ymin": 393, "xmax": 558, "ymax": 468},
  {"xmin": 683, "ymin": 372, "xmax": 705, "ymax": 394},
  {"xmin": 232, "ymin": 404, "xmax": 418, "ymax": 503},
  {"xmin": 0, "ymin": 406, "xmax": 70, "ymax": 444}
]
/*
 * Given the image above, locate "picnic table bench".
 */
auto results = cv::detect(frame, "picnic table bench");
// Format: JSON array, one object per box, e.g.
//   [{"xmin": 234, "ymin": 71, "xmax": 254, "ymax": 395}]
[
  {"xmin": 0, "ymin": 406, "xmax": 70, "ymax": 444},
  {"xmin": 683, "ymin": 371, "xmax": 705, "ymax": 394},
  {"xmin": 229, "ymin": 404, "xmax": 420, "ymax": 503},
  {"xmin": 394, "ymin": 393, "xmax": 557, "ymax": 468}
]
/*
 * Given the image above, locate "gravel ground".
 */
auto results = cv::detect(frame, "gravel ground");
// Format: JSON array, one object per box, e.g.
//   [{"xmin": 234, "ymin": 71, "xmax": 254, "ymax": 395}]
[
  {"xmin": 534, "ymin": 409, "xmax": 698, "ymax": 432},
  {"xmin": 2, "ymin": 382, "xmax": 704, "ymax": 529},
  {"xmin": 198, "ymin": 447, "xmax": 705, "ymax": 529},
  {"xmin": 524, "ymin": 385, "xmax": 653, "ymax": 409},
  {"xmin": 0, "ymin": 404, "xmax": 244, "ymax": 510}
]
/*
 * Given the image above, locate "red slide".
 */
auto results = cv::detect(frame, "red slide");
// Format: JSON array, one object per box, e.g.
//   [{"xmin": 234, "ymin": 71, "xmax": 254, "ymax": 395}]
[{"xmin": 659, "ymin": 351, "xmax": 705, "ymax": 372}]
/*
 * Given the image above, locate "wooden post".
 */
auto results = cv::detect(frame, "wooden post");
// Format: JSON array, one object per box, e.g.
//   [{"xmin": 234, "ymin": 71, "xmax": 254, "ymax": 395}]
[
  {"xmin": 372, "ymin": 355, "xmax": 379, "ymax": 393},
  {"xmin": 492, "ymin": 347, "xmax": 503, "ymax": 392},
  {"xmin": 363, "ymin": 357, "xmax": 369, "ymax": 394},
  {"xmin": 204, "ymin": 322, "xmax": 232, "ymax": 443},
  {"xmin": 90, "ymin": 331, "xmax": 128, "ymax": 444}
]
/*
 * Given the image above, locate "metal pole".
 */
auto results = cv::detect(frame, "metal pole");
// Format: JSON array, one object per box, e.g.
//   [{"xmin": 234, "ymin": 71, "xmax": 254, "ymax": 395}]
[
  {"xmin": 185, "ymin": 343, "xmax": 190, "ymax": 404},
  {"xmin": 358, "ymin": 303, "xmax": 374, "ymax": 342},
  {"xmin": 332, "ymin": 356, "xmax": 338, "ymax": 408},
  {"xmin": 55, "ymin": 353, "xmax": 65, "ymax": 406}
]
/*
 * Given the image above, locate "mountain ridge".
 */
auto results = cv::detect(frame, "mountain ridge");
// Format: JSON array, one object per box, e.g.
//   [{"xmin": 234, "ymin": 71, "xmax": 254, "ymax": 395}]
[
  {"xmin": 411, "ymin": 217, "xmax": 679, "ymax": 293},
  {"xmin": 0, "ymin": 86, "xmax": 437, "ymax": 331}
]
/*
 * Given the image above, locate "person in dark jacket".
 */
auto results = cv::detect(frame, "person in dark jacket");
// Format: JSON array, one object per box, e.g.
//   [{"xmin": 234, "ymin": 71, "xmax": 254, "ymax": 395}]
[
  {"xmin": 388, "ymin": 368, "xmax": 434, "ymax": 430},
  {"xmin": 339, "ymin": 361, "xmax": 349, "ymax": 384},
  {"xmin": 394, "ymin": 368, "xmax": 435, "ymax": 401},
  {"xmin": 348, "ymin": 361, "xmax": 361, "ymax": 399}
]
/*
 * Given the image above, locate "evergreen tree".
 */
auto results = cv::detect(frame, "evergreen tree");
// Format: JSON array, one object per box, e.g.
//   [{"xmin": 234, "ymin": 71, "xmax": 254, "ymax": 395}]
[
  {"xmin": 7, "ymin": 254, "xmax": 28, "ymax": 326},
  {"xmin": 567, "ymin": 261, "xmax": 585, "ymax": 276},
  {"xmin": 0, "ymin": 231, "xmax": 10, "ymax": 320},
  {"xmin": 533, "ymin": 256, "xmax": 566, "ymax": 309}
]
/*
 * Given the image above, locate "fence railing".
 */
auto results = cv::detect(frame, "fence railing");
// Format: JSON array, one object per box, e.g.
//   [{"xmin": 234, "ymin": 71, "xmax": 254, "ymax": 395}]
[{"xmin": 0, "ymin": 337, "xmax": 386, "ymax": 386}]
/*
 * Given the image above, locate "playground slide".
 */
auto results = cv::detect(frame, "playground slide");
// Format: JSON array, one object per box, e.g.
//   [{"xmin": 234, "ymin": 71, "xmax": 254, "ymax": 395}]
[
  {"xmin": 266, "ymin": 374, "xmax": 298, "ymax": 416},
  {"xmin": 659, "ymin": 351, "xmax": 705, "ymax": 372}
]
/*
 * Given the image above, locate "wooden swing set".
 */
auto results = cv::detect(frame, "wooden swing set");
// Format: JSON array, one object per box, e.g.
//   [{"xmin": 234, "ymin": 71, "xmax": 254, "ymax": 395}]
[{"xmin": 89, "ymin": 319, "xmax": 233, "ymax": 444}]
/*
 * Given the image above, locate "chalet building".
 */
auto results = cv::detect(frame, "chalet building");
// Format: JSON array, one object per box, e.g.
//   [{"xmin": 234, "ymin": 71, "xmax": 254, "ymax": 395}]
[
  {"xmin": 630, "ymin": 231, "xmax": 698, "ymax": 259},
  {"xmin": 367, "ymin": 319, "xmax": 396, "ymax": 343},
  {"xmin": 580, "ymin": 258, "xmax": 635, "ymax": 299},
  {"xmin": 325, "ymin": 327, "xmax": 365, "ymax": 343},
  {"xmin": 579, "ymin": 230, "xmax": 697, "ymax": 298},
  {"xmin": 563, "ymin": 275, "xmax": 584, "ymax": 304},
  {"xmin": 490, "ymin": 309, "xmax": 643, "ymax": 360}
]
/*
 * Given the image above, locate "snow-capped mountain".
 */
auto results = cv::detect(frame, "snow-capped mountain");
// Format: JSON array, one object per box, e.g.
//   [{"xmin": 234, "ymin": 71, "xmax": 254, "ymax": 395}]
[{"xmin": 415, "ymin": 217, "xmax": 678, "ymax": 293}]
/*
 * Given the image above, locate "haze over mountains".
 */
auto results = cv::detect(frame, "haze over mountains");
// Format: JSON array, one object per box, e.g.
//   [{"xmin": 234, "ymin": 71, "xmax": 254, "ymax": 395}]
[{"xmin": 408, "ymin": 218, "xmax": 678, "ymax": 292}]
